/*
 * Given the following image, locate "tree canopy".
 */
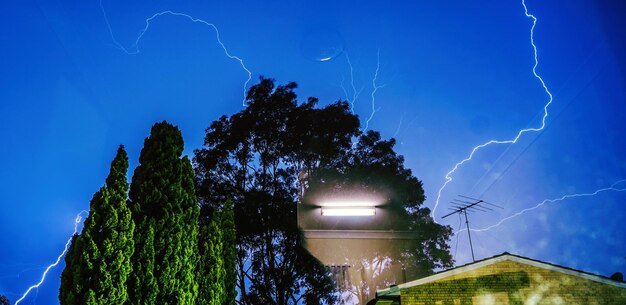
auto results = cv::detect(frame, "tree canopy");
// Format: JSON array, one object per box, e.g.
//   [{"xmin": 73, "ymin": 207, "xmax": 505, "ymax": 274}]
[
  {"xmin": 59, "ymin": 145, "xmax": 134, "ymax": 305},
  {"xmin": 306, "ymin": 130, "xmax": 453, "ymax": 272},
  {"xmin": 128, "ymin": 121, "xmax": 199, "ymax": 305},
  {"xmin": 194, "ymin": 77, "xmax": 453, "ymax": 305},
  {"xmin": 57, "ymin": 78, "xmax": 452, "ymax": 305},
  {"xmin": 197, "ymin": 208, "xmax": 225, "ymax": 305}
]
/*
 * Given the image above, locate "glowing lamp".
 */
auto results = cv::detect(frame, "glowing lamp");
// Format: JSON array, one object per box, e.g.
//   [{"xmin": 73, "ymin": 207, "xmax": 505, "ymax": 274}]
[
  {"xmin": 321, "ymin": 207, "xmax": 376, "ymax": 216},
  {"xmin": 319, "ymin": 200, "xmax": 377, "ymax": 207}
]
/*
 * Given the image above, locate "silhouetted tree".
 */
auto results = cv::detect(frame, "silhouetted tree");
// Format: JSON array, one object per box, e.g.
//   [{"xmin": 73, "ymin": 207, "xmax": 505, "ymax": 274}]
[
  {"xmin": 128, "ymin": 121, "xmax": 199, "ymax": 305},
  {"xmin": 194, "ymin": 77, "xmax": 453, "ymax": 305},
  {"xmin": 59, "ymin": 146, "xmax": 135, "ymax": 305},
  {"xmin": 313, "ymin": 129, "xmax": 453, "ymax": 269},
  {"xmin": 195, "ymin": 78, "xmax": 350, "ymax": 305},
  {"xmin": 304, "ymin": 130, "xmax": 454, "ymax": 302},
  {"xmin": 611, "ymin": 272, "xmax": 624, "ymax": 282},
  {"xmin": 0, "ymin": 294, "xmax": 10, "ymax": 305}
]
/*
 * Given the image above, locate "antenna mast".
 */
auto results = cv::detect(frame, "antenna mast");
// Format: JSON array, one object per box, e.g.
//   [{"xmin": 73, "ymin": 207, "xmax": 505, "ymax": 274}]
[{"xmin": 441, "ymin": 195, "xmax": 503, "ymax": 262}]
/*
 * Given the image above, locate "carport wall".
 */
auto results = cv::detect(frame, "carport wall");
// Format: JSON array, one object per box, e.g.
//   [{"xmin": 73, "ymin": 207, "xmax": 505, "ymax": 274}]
[{"xmin": 397, "ymin": 254, "xmax": 626, "ymax": 305}]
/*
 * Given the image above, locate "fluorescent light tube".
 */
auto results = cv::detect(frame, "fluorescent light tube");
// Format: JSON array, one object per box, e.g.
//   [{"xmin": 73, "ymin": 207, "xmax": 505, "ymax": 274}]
[
  {"xmin": 319, "ymin": 201, "xmax": 376, "ymax": 207},
  {"xmin": 321, "ymin": 207, "xmax": 375, "ymax": 216}
]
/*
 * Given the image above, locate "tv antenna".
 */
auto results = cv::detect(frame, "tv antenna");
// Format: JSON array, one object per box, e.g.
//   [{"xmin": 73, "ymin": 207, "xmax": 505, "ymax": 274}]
[{"xmin": 442, "ymin": 195, "xmax": 503, "ymax": 262}]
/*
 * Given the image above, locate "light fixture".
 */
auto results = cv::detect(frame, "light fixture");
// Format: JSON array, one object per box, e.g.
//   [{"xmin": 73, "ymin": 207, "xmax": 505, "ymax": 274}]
[
  {"xmin": 321, "ymin": 207, "xmax": 376, "ymax": 216},
  {"xmin": 318, "ymin": 200, "xmax": 377, "ymax": 207}
]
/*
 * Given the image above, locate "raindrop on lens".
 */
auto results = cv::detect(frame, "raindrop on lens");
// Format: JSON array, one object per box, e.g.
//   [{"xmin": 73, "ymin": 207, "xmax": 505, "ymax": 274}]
[{"xmin": 300, "ymin": 28, "xmax": 345, "ymax": 62}]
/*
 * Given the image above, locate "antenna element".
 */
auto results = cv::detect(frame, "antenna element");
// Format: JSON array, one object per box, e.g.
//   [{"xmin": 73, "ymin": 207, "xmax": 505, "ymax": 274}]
[{"xmin": 442, "ymin": 195, "xmax": 503, "ymax": 262}]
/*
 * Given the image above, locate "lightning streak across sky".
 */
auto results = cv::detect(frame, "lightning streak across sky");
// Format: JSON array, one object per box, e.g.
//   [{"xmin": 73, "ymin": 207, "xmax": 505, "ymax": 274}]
[
  {"xmin": 99, "ymin": 0, "xmax": 252, "ymax": 106},
  {"xmin": 432, "ymin": 0, "xmax": 553, "ymax": 221},
  {"xmin": 455, "ymin": 179, "xmax": 626, "ymax": 233},
  {"xmin": 339, "ymin": 50, "xmax": 385, "ymax": 131},
  {"xmin": 11, "ymin": 4, "xmax": 255, "ymax": 301},
  {"xmin": 340, "ymin": 52, "xmax": 363, "ymax": 115},
  {"xmin": 364, "ymin": 49, "xmax": 385, "ymax": 131},
  {"xmin": 14, "ymin": 210, "xmax": 88, "ymax": 305},
  {"xmin": 392, "ymin": 114, "xmax": 404, "ymax": 138}
]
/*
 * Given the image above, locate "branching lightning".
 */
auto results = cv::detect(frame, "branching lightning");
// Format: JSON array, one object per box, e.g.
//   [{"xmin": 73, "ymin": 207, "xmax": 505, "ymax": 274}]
[
  {"xmin": 454, "ymin": 179, "xmax": 626, "ymax": 233},
  {"xmin": 99, "ymin": 0, "xmax": 252, "ymax": 106},
  {"xmin": 339, "ymin": 50, "xmax": 385, "ymax": 131},
  {"xmin": 340, "ymin": 52, "xmax": 363, "ymax": 114},
  {"xmin": 14, "ymin": 210, "xmax": 88, "ymax": 305},
  {"xmin": 432, "ymin": 0, "xmax": 553, "ymax": 220}
]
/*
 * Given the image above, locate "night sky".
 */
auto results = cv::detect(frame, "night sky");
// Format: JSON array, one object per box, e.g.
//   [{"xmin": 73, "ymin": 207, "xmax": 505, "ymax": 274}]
[{"xmin": 1, "ymin": 0, "xmax": 625, "ymax": 303}]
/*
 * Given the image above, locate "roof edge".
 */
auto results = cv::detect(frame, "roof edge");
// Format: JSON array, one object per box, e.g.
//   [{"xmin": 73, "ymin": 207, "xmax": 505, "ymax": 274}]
[{"xmin": 386, "ymin": 252, "xmax": 626, "ymax": 292}]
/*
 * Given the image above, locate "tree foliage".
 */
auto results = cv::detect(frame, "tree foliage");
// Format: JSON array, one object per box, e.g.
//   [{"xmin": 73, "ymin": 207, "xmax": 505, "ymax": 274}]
[
  {"xmin": 198, "ymin": 208, "xmax": 225, "ymax": 305},
  {"xmin": 60, "ymin": 234, "xmax": 85, "ymax": 304},
  {"xmin": 221, "ymin": 200, "xmax": 238, "ymax": 305},
  {"xmin": 194, "ymin": 77, "xmax": 452, "ymax": 305},
  {"xmin": 195, "ymin": 78, "xmax": 353, "ymax": 305},
  {"xmin": 0, "ymin": 294, "xmax": 10, "ymax": 305},
  {"xmin": 128, "ymin": 121, "xmax": 199, "ymax": 305},
  {"xmin": 306, "ymin": 130, "xmax": 453, "ymax": 273},
  {"xmin": 57, "ymin": 78, "xmax": 452, "ymax": 305},
  {"xmin": 60, "ymin": 145, "xmax": 134, "ymax": 305},
  {"xmin": 304, "ymin": 131, "xmax": 454, "ymax": 302}
]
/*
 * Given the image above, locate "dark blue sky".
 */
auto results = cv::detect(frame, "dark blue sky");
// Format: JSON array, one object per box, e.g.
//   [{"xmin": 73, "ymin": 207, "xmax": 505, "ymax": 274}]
[{"xmin": 1, "ymin": 0, "xmax": 625, "ymax": 303}]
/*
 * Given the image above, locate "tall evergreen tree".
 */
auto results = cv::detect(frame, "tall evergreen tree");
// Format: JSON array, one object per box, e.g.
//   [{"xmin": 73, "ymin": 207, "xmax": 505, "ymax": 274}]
[
  {"xmin": 221, "ymin": 200, "xmax": 237, "ymax": 305},
  {"xmin": 59, "ymin": 145, "xmax": 135, "ymax": 305},
  {"xmin": 198, "ymin": 208, "xmax": 225, "ymax": 305},
  {"xmin": 128, "ymin": 121, "xmax": 199, "ymax": 305},
  {"xmin": 59, "ymin": 234, "xmax": 85, "ymax": 304},
  {"xmin": 127, "ymin": 217, "xmax": 157, "ymax": 305}
]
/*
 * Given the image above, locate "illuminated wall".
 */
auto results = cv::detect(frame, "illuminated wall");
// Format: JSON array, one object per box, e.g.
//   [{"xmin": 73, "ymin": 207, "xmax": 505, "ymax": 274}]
[
  {"xmin": 396, "ymin": 256, "xmax": 626, "ymax": 305},
  {"xmin": 298, "ymin": 201, "xmax": 419, "ymax": 304}
]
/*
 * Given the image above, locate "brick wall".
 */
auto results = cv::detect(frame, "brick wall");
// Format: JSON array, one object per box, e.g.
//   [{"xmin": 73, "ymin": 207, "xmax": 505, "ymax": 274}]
[{"xmin": 400, "ymin": 260, "xmax": 626, "ymax": 305}]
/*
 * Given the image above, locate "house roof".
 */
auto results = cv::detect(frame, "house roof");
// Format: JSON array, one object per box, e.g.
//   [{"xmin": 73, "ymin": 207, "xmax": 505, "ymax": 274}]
[{"xmin": 377, "ymin": 252, "xmax": 626, "ymax": 296}]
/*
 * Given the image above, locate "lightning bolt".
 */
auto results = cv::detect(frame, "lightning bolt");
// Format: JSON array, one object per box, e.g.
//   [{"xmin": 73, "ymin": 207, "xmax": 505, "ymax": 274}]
[
  {"xmin": 12, "ymin": 4, "xmax": 254, "ymax": 302},
  {"xmin": 392, "ymin": 113, "xmax": 405, "ymax": 139},
  {"xmin": 432, "ymin": 0, "xmax": 553, "ymax": 220},
  {"xmin": 364, "ymin": 49, "xmax": 385, "ymax": 131},
  {"xmin": 339, "ymin": 50, "xmax": 385, "ymax": 131},
  {"xmin": 457, "ymin": 179, "xmax": 626, "ymax": 233},
  {"xmin": 14, "ymin": 210, "xmax": 88, "ymax": 305},
  {"xmin": 99, "ymin": 0, "xmax": 252, "ymax": 106},
  {"xmin": 340, "ymin": 52, "xmax": 363, "ymax": 115}
]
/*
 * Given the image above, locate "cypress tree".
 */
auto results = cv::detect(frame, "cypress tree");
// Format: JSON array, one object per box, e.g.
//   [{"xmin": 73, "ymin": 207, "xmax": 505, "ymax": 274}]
[
  {"xmin": 59, "ymin": 234, "xmax": 85, "ymax": 304},
  {"xmin": 127, "ymin": 217, "xmax": 157, "ymax": 305},
  {"xmin": 221, "ymin": 200, "xmax": 237, "ymax": 305},
  {"xmin": 60, "ymin": 145, "xmax": 134, "ymax": 305},
  {"xmin": 198, "ymin": 208, "xmax": 225, "ymax": 305},
  {"xmin": 128, "ymin": 121, "xmax": 199, "ymax": 305}
]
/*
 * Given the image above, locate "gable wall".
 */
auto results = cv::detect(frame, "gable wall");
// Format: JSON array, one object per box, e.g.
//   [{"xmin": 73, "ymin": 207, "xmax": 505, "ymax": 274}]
[{"xmin": 400, "ymin": 260, "xmax": 626, "ymax": 305}]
